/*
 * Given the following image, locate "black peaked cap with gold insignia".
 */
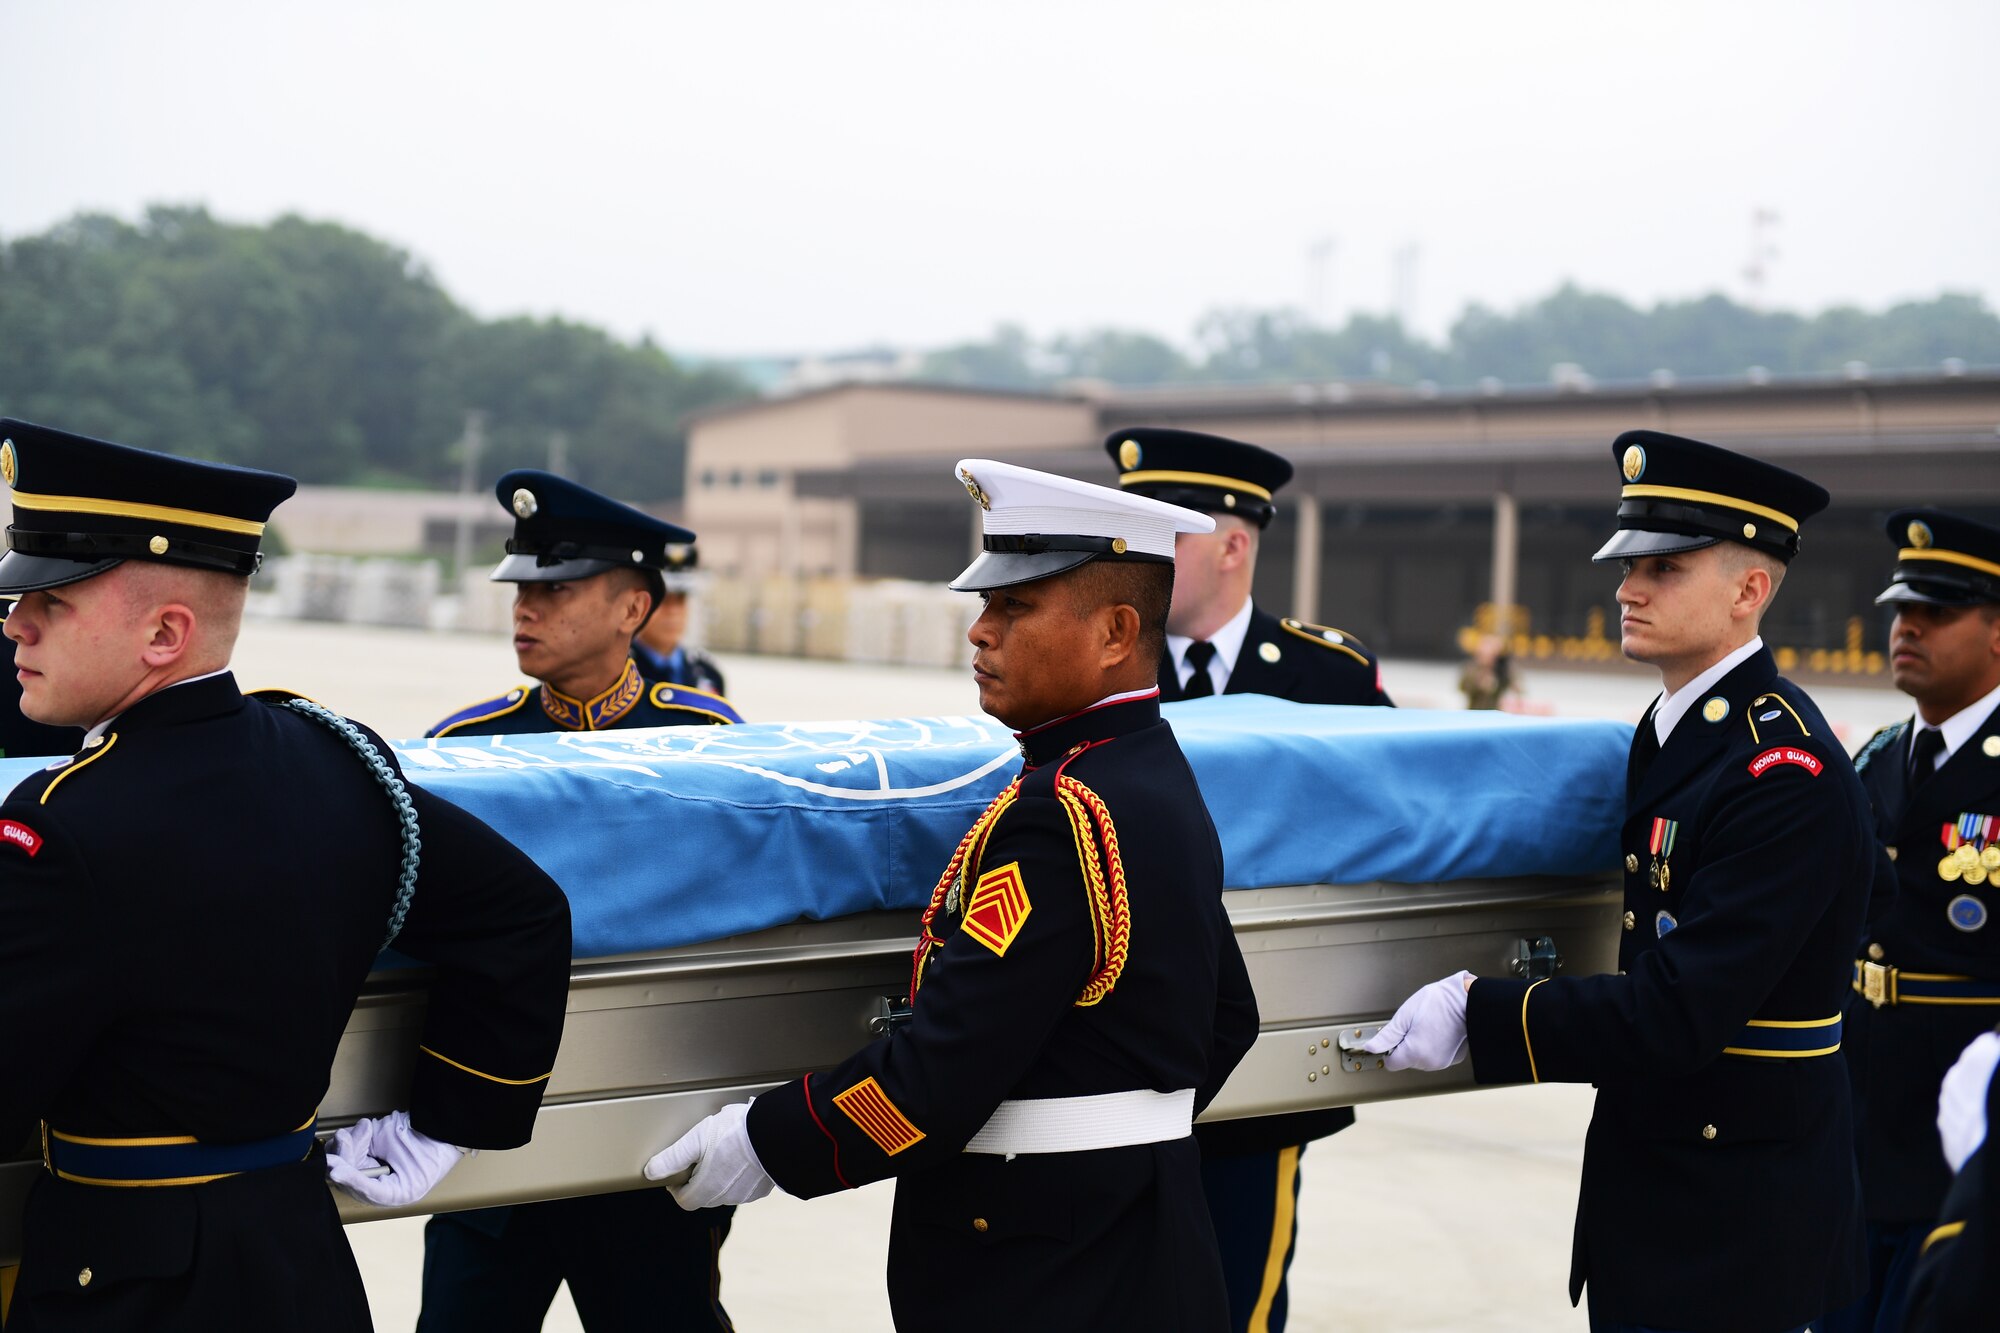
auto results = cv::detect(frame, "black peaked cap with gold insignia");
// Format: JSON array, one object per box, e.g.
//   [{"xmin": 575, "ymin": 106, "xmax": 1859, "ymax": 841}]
[
  {"xmin": 491, "ymin": 469, "xmax": 695, "ymax": 583},
  {"xmin": 1104, "ymin": 428, "xmax": 1294, "ymax": 529},
  {"xmin": 0, "ymin": 417, "xmax": 296, "ymax": 594},
  {"xmin": 1876, "ymin": 508, "xmax": 2000, "ymax": 607},
  {"xmin": 1591, "ymin": 429, "xmax": 1829, "ymax": 565}
]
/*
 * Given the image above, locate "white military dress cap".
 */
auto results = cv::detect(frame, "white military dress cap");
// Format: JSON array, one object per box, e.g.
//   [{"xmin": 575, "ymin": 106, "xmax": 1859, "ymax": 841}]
[{"xmin": 949, "ymin": 457, "xmax": 1216, "ymax": 592}]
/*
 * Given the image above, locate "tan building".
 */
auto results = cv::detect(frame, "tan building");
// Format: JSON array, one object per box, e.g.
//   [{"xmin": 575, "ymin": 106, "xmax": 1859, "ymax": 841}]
[{"xmin": 686, "ymin": 370, "xmax": 2000, "ymax": 661}]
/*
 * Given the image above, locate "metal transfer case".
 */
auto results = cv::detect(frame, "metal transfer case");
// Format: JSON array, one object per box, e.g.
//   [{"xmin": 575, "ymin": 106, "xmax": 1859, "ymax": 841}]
[{"xmin": 1, "ymin": 870, "xmax": 1616, "ymax": 1256}]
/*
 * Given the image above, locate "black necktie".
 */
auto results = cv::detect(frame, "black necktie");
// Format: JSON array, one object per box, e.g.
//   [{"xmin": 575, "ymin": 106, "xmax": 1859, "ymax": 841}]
[
  {"xmin": 1909, "ymin": 726, "xmax": 1946, "ymax": 787},
  {"xmin": 1182, "ymin": 642, "xmax": 1217, "ymax": 698}
]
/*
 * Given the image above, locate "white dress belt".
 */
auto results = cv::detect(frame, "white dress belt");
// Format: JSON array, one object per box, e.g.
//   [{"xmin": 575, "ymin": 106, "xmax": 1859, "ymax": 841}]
[{"xmin": 963, "ymin": 1088, "xmax": 1195, "ymax": 1155}]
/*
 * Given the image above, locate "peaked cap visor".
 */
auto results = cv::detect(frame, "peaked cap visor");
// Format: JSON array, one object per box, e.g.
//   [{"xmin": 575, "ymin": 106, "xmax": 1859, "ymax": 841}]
[
  {"xmin": 490, "ymin": 552, "xmax": 622, "ymax": 583},
  {"xmin": 1590, "ymin": 527, "xmax": 1723, "ymax": 563},
  {"xmin": 949, "ymin": 547, "xmax": 1105, "ymax": 592},
  {"xmin": 0, "ymin": 550, "xmax": 126, "ymax": 595}
]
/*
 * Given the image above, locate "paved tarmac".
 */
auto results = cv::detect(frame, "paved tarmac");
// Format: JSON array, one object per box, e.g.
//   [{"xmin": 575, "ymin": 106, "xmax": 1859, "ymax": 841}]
[{"xmin": 226, "ymin": 618, "xmax": 1905, "ymax": 1331}]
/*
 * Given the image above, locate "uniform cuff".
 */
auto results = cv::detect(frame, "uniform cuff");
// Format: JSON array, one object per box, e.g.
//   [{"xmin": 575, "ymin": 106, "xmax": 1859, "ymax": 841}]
[
  {"xmin": 747, "ymin": 1076, "xmax": 851, "ymax": 1200},
  {"xmin": 408, "ymin": 1045, "xmax": 552, "ymax": 1150},
  {"xmin": 1467, "ymin": 977, "xmax": 1537, "ymax": 1086}
]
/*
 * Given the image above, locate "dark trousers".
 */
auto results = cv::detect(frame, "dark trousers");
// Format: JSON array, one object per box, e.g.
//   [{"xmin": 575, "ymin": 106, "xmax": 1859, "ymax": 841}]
[
  {"xmin": 1589, "ymin": 1286, "xmax": 1817, "ymax": 1333},
  {"xmin": 417, "ymin": 1190, "xmax": 734, "ymax": 1333},
  {"xmin": 1201, "ymin": 1143, "xmax": 1305, "ymax": 1333},
  {"xmin": 1818, "ymin": 1219, "xmax": 1928, "ymax": 1333}
]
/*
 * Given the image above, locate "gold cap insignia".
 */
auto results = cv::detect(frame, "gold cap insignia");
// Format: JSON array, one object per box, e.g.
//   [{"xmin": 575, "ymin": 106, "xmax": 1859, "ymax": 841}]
[
  {"xmin": 1702, "ymin": 696, "xmax": 1729, "ymax": 723},
  {"xmin": 512, "ymin": 488, "xmax": 539, "ymax": 519},
  {"xmin": 0, "ymin": 440, "xmax": 15, "ymax": 487},
  {"xmin": 1259, "ymin": 641, "xmax": 1281, "ymax": 663},
  {"xmin": 1908, "ymin": 520, "xmax": 1933, "ymax": 549},
  {"xmin": 1223, "ymin": 493, "xmax": 1237, "ymax": 509},
  {"xmin": 1621, "ymin": 445, "xmax": 1646, "ymax": 482},
  {"xmin": 1118, "ymin": 439, "xmax": 1141, "ymax": 471},
  {"xmin": 665, "ymin": 542, "xmax": 692, "ymax": 566},
  {"xmin": 148, "ymin": 535, "xmax": 169, "ymax": 556},
  {"xmin": 1742, "ymin": 523, "xmax": 1757, "ymax": 540},
  {"xmin": 1111, "ymin": 537, "xmax": 1127, "ymax": 554},
  {"xmin": 958, "ymin": 467, "xmax": 991, "ymax": 511}
]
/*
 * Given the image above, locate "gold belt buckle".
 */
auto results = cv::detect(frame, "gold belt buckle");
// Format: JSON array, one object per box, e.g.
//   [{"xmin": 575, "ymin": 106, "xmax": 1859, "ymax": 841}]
[{"xmin": 1861, "ymin": 961, "xmax": 1890, "ymax": 1009}]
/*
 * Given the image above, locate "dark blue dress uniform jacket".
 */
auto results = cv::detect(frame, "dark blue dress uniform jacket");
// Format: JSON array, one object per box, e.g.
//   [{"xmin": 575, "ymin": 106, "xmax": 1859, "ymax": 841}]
[
  {"xmin": 747, "ymin": 694, "xmax": 1260, "ymax": 1332},
  {"xmin": 0, "ymin": 674, "xmax": 571, "ymax": 1333},
  {"xmin": 1156, "ymin": 605, "xmax": 1392, "ymax": 710},
  {"xmin": 1160, "ymin": 606, "xmax": 1392, "ymax": 1155},
  {"xmin": 1846, "ymin": 702, "xmax": 2000, "ymax": 1224},
  {"xmin": 1465, "ymin": 647, "xmax": 1870, "ymax": 1333},
  {"xmin": 1899, "ymin": 1045, "xmax": 2000, "ymax": 1333},
  {"xmin": 427, "ymin": 657, "xmax": 741, "ymax": 737}
]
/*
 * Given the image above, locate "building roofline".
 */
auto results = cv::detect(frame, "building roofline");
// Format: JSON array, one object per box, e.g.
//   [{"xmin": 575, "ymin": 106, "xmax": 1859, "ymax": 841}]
[{"xmin": 685, "ymin": 378, "xmax": 1077, "ymax": 426}]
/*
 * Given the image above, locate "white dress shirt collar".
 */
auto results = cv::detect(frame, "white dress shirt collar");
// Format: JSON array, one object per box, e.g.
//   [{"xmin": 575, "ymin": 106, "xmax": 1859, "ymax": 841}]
[
  {"xmin": 1653, "ymin": 637, "xmax": 1765, "ymax": 746},
  {"xmin": 1913, "ymin": 675, "xmax": 2000, "ymax": 770},
  {"xmin": 1165, "ymin": 596, "xmax": 1254, "ymax": 695}
]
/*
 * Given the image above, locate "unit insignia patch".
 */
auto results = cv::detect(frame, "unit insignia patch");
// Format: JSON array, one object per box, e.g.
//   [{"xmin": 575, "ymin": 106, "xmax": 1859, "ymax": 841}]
[
  {"xmin": 962, "ymin": 861, "xmax": 1031, "ymax": 957},
  {"xmin": 1702, "ymin": 697, "xmax": 1729, "ymax": 724},
  {"xmin": 832, "ymin": 1076, "xmax": 925, "ymax": 1156},
  {"xmin": 0, "ymin": 819, "xmax": 42, "ymax": 857}
]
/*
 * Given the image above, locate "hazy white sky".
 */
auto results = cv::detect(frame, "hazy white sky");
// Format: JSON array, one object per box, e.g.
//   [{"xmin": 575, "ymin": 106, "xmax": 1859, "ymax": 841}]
[{"xmin": 3, "ymin": 0, "xmax": 1994, "ymax": 356}]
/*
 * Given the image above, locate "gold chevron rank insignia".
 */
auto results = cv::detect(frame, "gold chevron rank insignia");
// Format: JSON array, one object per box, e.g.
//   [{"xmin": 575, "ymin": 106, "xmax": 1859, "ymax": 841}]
[
  {"xmin": 832, "ymin": 1077, "xmax": 925, "ymax": 1156},
  {"xmin": 962, "ymin": 861, "xmax": 1032, "ymax": 957}
]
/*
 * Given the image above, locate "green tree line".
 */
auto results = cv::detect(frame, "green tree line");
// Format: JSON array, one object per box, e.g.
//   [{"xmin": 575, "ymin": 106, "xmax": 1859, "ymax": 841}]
[
  {"xmin": 0, "ymin": 206, "xmax": 753, "ymax": 498},
  {"xmin": 921, "ymin": 285, "xmax": 2000, "ymax": 391}
]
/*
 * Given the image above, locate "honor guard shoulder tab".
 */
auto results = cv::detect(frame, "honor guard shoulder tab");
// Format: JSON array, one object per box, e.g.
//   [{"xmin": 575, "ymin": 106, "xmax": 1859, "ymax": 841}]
[
  {"xmin": 246, "ymin": 686, "xmax": 320, "ymax": 707},
  {"xmin": 1743, "ymin": 690, "xmax": 1813, "ymax": 743},
  {"xmin": 1852, "ymin": 720, "xmax": 1908, "ymax": 774},
  {"xmin": 644, "ymin": 681, "xmax": 745, "ymax": 725},
  {"xmin": 1279, "ymin": 617, "xmax": 1371, "ymax": 667},
  {"xmin": 429, "ymin": 687, "xmax": 535, "ymax": 738}
]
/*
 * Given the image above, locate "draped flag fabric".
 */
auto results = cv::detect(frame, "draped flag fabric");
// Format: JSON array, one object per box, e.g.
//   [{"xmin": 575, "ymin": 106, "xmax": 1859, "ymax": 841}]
[{"xmin": 0, "ymin": 697, "xmax": 1631, "ymax": 960}]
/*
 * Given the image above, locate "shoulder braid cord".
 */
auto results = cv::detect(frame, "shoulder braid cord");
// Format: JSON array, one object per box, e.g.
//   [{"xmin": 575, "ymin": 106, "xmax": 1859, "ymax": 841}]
[
  {"xmin": 907, "ymin": 742, "xmax": 1134, "ymax": 1009},
  {"xmin": 278, "ymin": 698, "xmax": 422, "ymax": 950},
  {"xmin": 1853, "ymin": 721, "xmax": 1906, "ymax": 775}
]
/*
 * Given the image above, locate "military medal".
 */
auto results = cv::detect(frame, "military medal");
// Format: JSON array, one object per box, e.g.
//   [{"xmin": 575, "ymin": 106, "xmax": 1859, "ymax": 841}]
[
  {"xmin": 1649, "ymin": 817, "xmax": 1678, "ymax": 892},
  {"xmin": 1941, "ymin": 854, "xmax": 1965, "ymax": 883},
  {"xmin": 1985, "ymin": 846, "xmax": 2000, "ymax": 870}
]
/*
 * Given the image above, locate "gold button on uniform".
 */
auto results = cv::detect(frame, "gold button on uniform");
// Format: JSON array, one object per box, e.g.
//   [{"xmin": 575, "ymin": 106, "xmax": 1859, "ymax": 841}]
[
  {"xmin": 972, "ymin": 1217, "xmax": 989, "ymax": 1233},
  {"xmin": 1623, "ymin": 911, "xmax": 1636, "ymax": 931},
  {"xmin": 1701, "ymin": 1124, "xmax": 1717, "ymax": 1141},
  {"xmin": 1867, "ymin": 942, "xmax": 1885, "ymax": 961},
  {"xmin": 78, "ymin": 1267, "xmax": 92, "ymax": 1287},
  {"xmin": 1625, "ymin": 853, "xmax": 1639, "ymax": 873}
]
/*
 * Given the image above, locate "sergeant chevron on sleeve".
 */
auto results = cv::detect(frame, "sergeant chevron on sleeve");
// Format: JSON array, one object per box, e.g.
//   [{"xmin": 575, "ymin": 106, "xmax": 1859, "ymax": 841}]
[
  {"xmin": 1359, "ymin": 430, "xmax": 1874, "ymax": 1333},
  {"xmin": 0, "ymin": 419, "xmax": 570, "ymax": 1333},
  {"xmin": 645, "ymin": 457, "xmax": 1260, "ymax": 1333}
]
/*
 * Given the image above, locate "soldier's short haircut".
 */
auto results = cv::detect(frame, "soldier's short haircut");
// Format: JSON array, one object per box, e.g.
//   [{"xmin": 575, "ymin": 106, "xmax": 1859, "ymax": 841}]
[
  {"xmin": 605, "ymin": 565, "xmax": 664, "ymax": 631},
  {"xmin": 1717, "ymin": 541, "xmax": 1788, "ymax": 613},
  {"xmin": 1064, "ymin": 560, "xmax": 1174, "ymax": 672}
]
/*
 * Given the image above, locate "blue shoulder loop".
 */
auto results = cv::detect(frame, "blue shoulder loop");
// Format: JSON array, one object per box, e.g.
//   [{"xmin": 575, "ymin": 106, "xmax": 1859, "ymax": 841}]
[
  {"xmin": 646, "ymin": 680, "xmax": 744, "ymax": 725},
  {"xmin": 429, "ymin": 687, "xmax": 534, "ymax": 738}
]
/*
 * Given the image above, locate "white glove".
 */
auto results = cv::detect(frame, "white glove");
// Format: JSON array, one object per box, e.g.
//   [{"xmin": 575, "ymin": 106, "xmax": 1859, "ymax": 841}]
[
  {"xmin": 1938, "ymin": 1030, "xmax": 2000, "ymax": 1173},
  {"xmin": 1354, "ymin": 971, "xmax": 1474, "ymax": 1072},
  {"xmin": 325, "ymin": 1109, "xmax": 469, "ymax": 1207},
  {"xmin": 643, "ymin": 1101, "xmax": 775, "ymax": 1210}
]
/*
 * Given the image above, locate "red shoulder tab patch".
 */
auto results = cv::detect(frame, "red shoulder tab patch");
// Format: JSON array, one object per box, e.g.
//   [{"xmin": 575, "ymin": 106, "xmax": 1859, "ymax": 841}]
[
  {"xmin": 0, "ymin": 819, "xmax": 44, "ymax": 856},
  {"xmin": 1749, "ymin": 746, "xmax": 1823, "ymax": 778}
]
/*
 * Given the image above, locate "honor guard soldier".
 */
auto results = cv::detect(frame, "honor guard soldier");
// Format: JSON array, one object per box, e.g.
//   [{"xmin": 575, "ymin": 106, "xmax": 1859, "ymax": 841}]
[
  {"xmin": 645, "ymin": 459, "xmax": 1261, "ymax": 1331},
  {"xmin": 1110, "ymin": 426, "xmax": 1390, "ymax": 1332},
  {"xmin": 632, "ymin": 540, "xmax": 727, "ymax": 696},
  {"xmin": 1901, "ymin": 1028, "xmax": 2000, "ymax": 1333},
  {"xmin": 428, "ymin": 470, "xmax": 743, "ymax": 739},
  {"xmin": 419, "ymin": 471, "xmax": 743, "ymax": 1331},
  {"xmin": 1361, "ymin": 431, "xmax": 1872, "ymax": 1333},
  {"xmin": 0, "ymin": 419, "xmax": 571, "ymax": 1333},
  {"xmin": 1110, "ymin": 427, "xmax": 1391, "ymax": 710},
  {"xmin": 1830, "ymin": 510, "xmax": 2000, "ymax": 1333}
]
